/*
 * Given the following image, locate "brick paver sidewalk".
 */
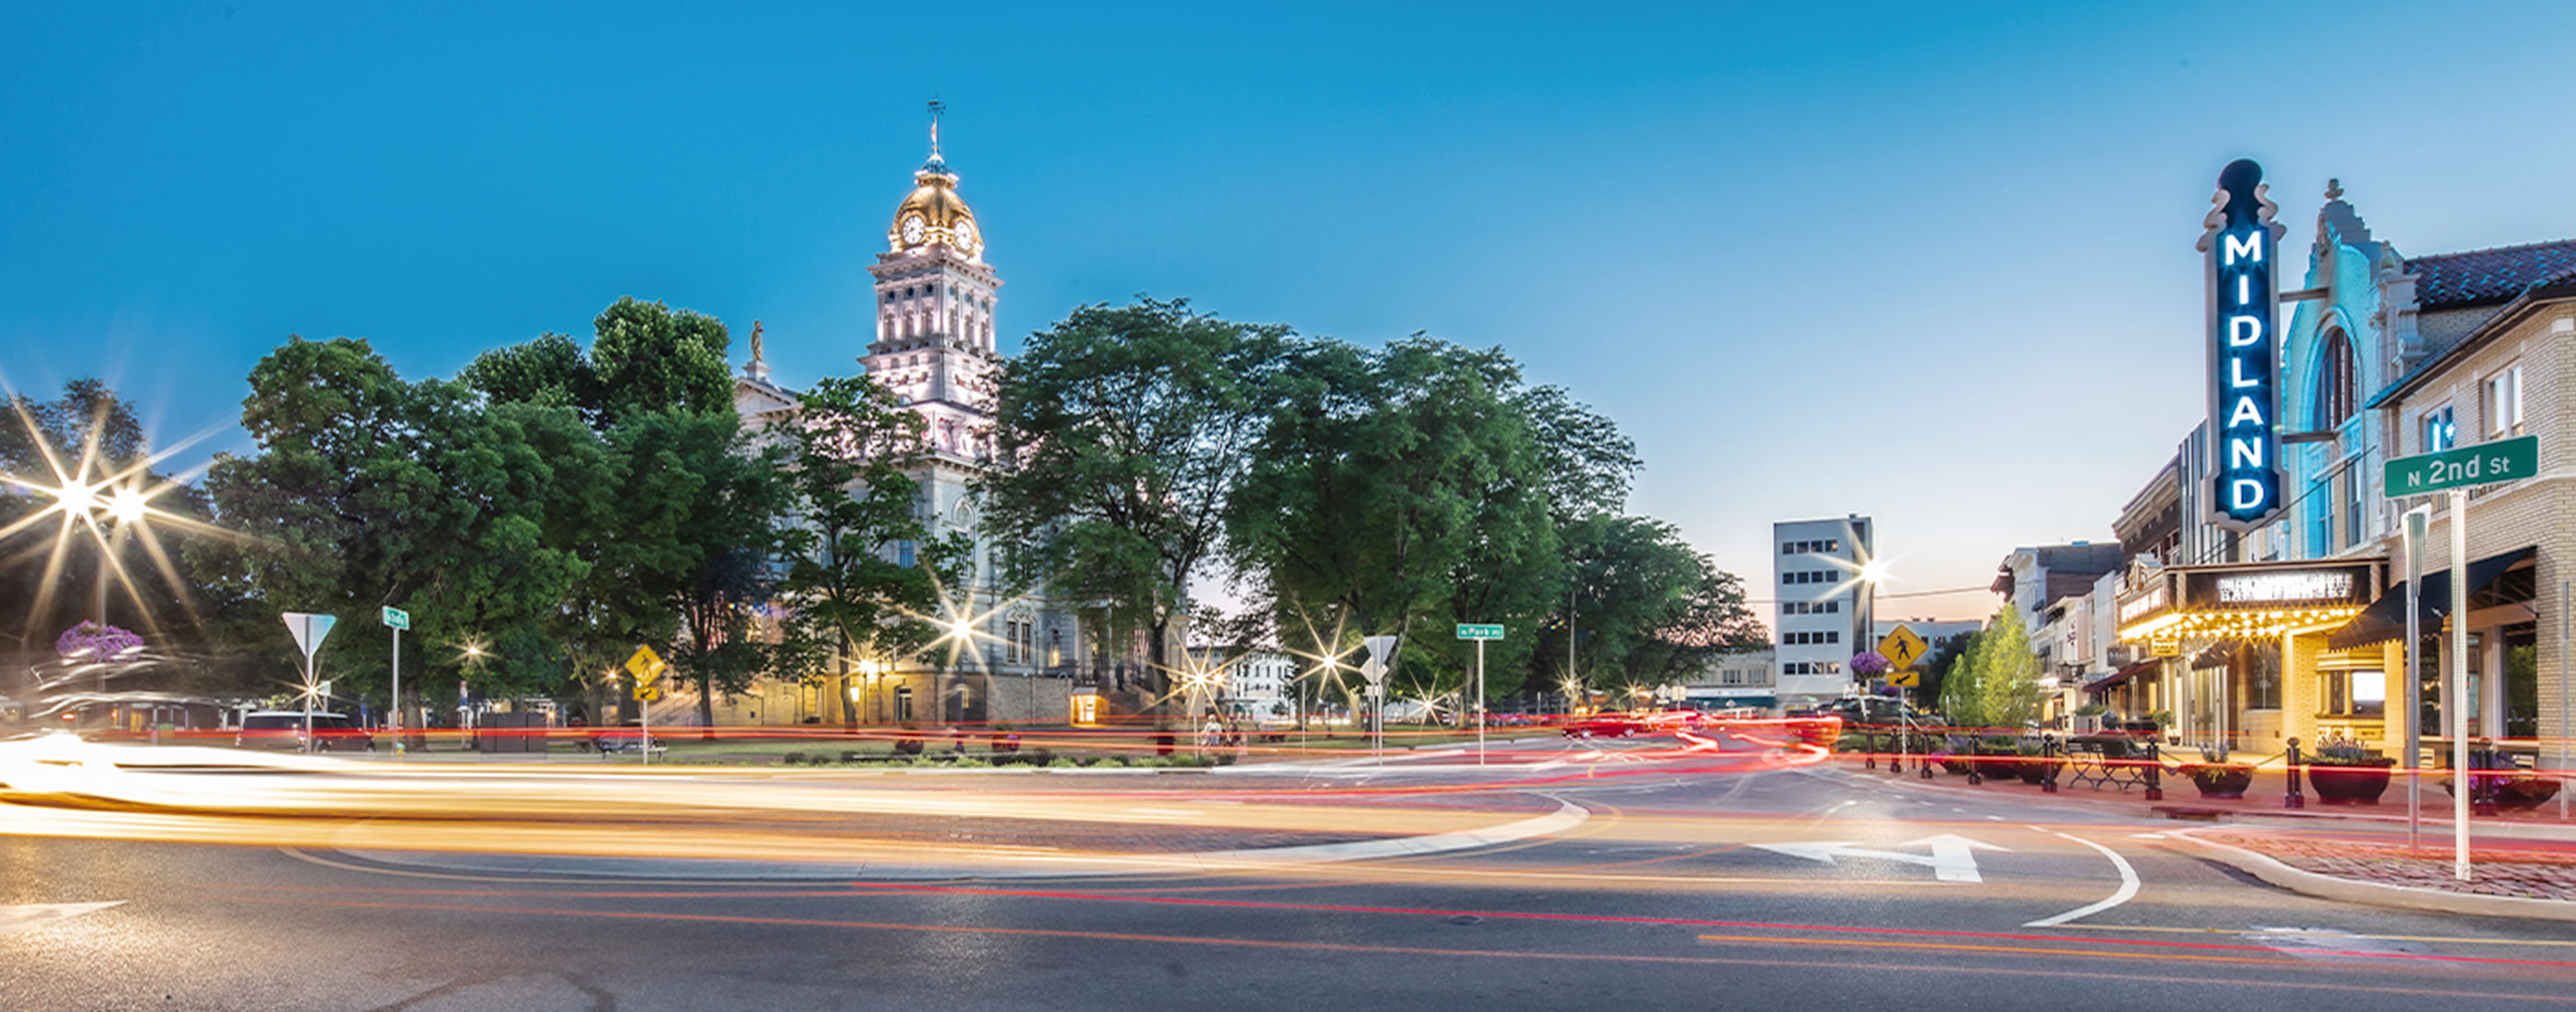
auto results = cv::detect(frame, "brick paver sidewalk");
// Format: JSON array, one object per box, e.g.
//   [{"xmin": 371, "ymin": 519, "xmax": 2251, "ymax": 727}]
[{"xmin": 2198, "ymin": 829, "xmax": 2576, "ymax": 902}]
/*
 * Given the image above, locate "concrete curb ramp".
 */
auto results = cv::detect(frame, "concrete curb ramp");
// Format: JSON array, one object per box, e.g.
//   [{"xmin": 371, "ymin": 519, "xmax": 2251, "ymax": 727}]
[
  {"xmin": 331, "ymin": 799, "xmax": 1589, "ymax": 881},
  {"xmin": 2166, "ymin": 830, "xmax": 2576, "ymax": 923}
]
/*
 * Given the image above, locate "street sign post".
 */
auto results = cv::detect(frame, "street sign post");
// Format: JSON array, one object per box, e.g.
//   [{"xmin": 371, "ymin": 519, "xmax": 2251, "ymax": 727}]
[
  {"xmin": 625, "ymin": 645, "xmax": 668, "ymax": 764},
  {"xmin": 381, "ymin": 607, "xmax": 409, "ymax": 756},
  {"xmin": 1456, "ymin": 624, "xmax": 1506, "ymax": 765},
  {"xmin": 1363, "ymin": 636, "xmax": 1398, "ymax": 762},
  {"xmin": 2384, "ymin": 434, "xmax": 2541, "ymax": 881},
  {"xmin": 282, "ymin": 613, "xmax": 336, "ymax": 753},
  {"xmin": 1876, "ymin": 626, "xmax": 1927, "ymax": 670}
]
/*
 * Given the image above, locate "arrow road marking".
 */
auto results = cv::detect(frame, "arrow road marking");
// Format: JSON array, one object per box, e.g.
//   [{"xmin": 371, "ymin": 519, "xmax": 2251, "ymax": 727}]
[
  {"xmin": 0, "ymin": 902, "xmax": 123, "ymax": 937},
  {"xmin": 1750, "ymin": 834, "xmax": 2008, "ymax": 883},
  {"xmin": 2022, "ymin": 829, "xmax": 2139, "ymax": 927}
]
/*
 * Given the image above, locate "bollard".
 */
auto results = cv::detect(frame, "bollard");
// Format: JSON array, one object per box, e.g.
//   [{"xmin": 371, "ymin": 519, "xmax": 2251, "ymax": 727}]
[
  {"xmin": 2041, "ymin": 736, "xmax": 2059, "ymax": 793},
  {"xmin": 2471, "ymin": 739, "xmax": 2502, "ymax": 818},
  {"xmin": 2143, "ymin": 738, "xmax": 2164, "ymax": 801},
  {"xmin": 2283, "ymin": 738, "xmax": 2306, "ymax": 810}
]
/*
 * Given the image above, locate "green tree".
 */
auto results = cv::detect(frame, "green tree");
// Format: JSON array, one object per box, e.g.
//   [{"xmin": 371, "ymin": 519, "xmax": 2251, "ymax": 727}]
[
  {"xmin": 771, "ymin": 375, "xmax": 965, "ymax": 701},
  {"xmin": 460, "ymin": 332, "xmax": 599, "ymax": 422},
  {"xmin": 195, "ymin": 339, "xmax": 615, "ymax": 717},
  {"xmin": 1, "ymin": 379, "xmax": 228, "ymax": 687},
  {"xmin": 590, "ymin": 297, "xmax": 733, "ymax": 425},
  {"xmin": 981, "ymin": 298, "xmax": 1293, "ymax": 715},
  {"xmin": 596, "ymin": 408, "xmax": 785, "ymax": 735}
]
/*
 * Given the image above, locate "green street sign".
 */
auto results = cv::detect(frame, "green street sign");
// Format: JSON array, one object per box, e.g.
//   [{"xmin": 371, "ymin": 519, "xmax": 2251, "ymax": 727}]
[
  {"xmin": 2384, "ymin": 435, "xmax": 2538, "ymax": 497},
  {"xmin": 1455, "ymin": 623, "xmax": 1505, "ymax": 641},
  {"xmin": 381, "ymin": 606, "xmax": 409, "ymax": 630}
]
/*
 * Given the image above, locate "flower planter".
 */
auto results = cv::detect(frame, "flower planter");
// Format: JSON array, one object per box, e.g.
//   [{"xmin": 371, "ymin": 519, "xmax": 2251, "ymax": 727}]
[
  {"xmin": 2017, "ymin": 759, "xmax": 2054, "ymax": 785},
  {"xmin": 2442, "ymin": 775, "xmax": 2563, "ymax": 811},
  {"xmin": 2183, "ymin": 765, "xmax": 2253, "ymax": 799},
  {"xmin": 2305, "ymin": 761, "xmax": 2394, "ymax": 805},
  {"xmin": 1981, "ymin": 757, "xmax": 2028, "ymax": 782}
]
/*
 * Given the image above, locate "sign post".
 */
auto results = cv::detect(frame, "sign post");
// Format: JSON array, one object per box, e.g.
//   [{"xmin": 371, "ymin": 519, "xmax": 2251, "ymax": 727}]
[
  {"xmin": 2402, "ymin": 506, "xmax": 2428, "ymax": 850},
  {"xmin": 625, "ymin": 645, "xmax": 667, "ymax": 765},
  {"xmin": 1457, "ymin": 624, "xmax": 1505, "ymax": 765},
  {"xmin": 1363, "ymin": 635, "xmax": 1398, "ymax": 763},
  {"xmin": 381, "ymin": 607, "xmax": 409, "ymax": 756},
  {"xmin": 282, "ymin": 613, "xmax": 337, "ymax": 753},
  {"xmin": 2383, "ymin": 435, "xmax": 2540, "ymax": 880}
]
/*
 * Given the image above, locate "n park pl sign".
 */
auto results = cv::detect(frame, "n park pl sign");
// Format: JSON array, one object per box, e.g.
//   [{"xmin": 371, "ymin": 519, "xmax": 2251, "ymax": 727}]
[{"xmin": 2200, "ymin": 158, "xmax": 2288, "ymax": 531}]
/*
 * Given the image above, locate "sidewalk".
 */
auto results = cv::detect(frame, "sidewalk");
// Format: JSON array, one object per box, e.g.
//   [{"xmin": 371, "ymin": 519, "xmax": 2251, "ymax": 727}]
[
  {"xmin": 1842, "ymin": 751, "xmax": 2576, "ymax": 839},
  {"xmin": 1834, "ymin": 752, "xmax": 2576, "ymax": 917}
]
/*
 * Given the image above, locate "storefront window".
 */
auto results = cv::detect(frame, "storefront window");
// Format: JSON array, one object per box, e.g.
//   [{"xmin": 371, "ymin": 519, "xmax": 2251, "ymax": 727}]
[{"xmin": 2245, "ymin": 647, "xmax": 2282, "ymax": 710}]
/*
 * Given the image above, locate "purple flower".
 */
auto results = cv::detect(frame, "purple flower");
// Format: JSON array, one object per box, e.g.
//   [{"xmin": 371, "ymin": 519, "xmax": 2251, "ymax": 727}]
[
  {"xmin": 1849, "ymin": 651, "xmax": 1891, "ymax": 676},
  {"xmin": 57, "ymin": 620, "xmax": 144, "ymax": 661}
]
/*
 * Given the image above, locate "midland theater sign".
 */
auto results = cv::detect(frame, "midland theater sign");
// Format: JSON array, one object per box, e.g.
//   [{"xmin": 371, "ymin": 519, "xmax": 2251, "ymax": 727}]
[{"xmin": 2198, "ymin": 159, "xmax": 2288, "ymax": 531}]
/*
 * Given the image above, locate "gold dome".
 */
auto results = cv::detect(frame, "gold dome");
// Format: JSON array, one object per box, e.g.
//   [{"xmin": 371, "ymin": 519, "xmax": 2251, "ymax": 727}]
[{"xmin": 887, "ymin": 158, "xmax": 982, "ymax": 259}]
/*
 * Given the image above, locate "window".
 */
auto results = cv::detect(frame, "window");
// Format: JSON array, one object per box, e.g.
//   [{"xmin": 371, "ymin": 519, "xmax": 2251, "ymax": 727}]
[
  {"xmin": 2485, "ymin": 364, "xmax": 2524, "ymax": 437},
  {"xmin": 2315, "ymin": 328, "xmax": 2357, "ymax": 430},
  {"xmin": 897, "ymin": 540, "xmax": 916, "ymax": 568},
  {"xmin": 2421, "ymin": 407, "xmax": 2455, "ymax": 453},
  {"xmin": 2321, "ymin": 670, "xmax": 2385, "ymax": 718},
  {"xmin": 894, "ymin": 686, "xmax": 914, "ymax": 721},
  {"xmin": 2340, "ymin": 465, "xmax": 2363, "ymax": 551}
]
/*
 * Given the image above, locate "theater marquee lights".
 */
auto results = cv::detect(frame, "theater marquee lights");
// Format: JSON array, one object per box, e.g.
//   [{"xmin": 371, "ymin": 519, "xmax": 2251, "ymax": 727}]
[
  {"xmin": 2199, "ymin": 158, "xmax": 2288, "ymax": 530},
  {"xmin": 2115, "ymin": 560, "xmax": 2382, "ymax": 641}
]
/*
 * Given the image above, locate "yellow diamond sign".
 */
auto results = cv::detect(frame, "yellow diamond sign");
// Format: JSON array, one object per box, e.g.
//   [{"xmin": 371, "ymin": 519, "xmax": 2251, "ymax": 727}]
[
  {"xmin": 625, "ymin": 644, "xmax": 667, "ymax": 687},
  {"xmin": 1877, "ymin": 625, "xmax": 1928, "ymax": 670}
]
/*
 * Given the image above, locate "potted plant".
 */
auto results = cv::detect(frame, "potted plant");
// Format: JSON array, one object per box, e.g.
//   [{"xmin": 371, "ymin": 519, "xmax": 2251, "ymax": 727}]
[
  {"xmin": 989, "ymin": 720, "xmax": 1020, "ymax": 754},
  {"xmin": 2179, "ymin": 743, "xmax": 2253, "ymax": 799},
  {"xmin": 2438, "ymin": 742, "xmax": 2562, "ymax": 811},
  {"xmin": 2303, "ymin": 734, "xmax": 2395, "ymax": 805},
  {"xmin": 891, "ymin": 722, "xmax": 925, "ymax": 756},
  {"xmin": 1977, "ymin": 736, "xmax": 2027, "ymax": 781},
  {"xmin": 2016, "ymin": 740, "xmax": 2055, "ymax": 785}
]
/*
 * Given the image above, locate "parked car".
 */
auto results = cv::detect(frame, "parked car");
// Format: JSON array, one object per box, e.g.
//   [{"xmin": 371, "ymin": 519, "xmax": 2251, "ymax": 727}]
[{"xmin": 236, "ymin": 711, "xmax": 374, "ymax": 753}]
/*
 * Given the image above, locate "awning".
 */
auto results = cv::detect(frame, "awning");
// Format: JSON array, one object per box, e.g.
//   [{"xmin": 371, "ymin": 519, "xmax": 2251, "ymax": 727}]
[
  {"xmin": 2086, "ymin": 658, "xmax": 2162, "ymax": 693},
  {"xmin": 2326, "ymin": 546, "xmax": 2536, "ymax": 650}
]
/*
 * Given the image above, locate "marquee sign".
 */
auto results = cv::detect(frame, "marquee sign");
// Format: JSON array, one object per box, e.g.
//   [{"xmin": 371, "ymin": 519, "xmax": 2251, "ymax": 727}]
[
  {"xmin": 2179, "ymin": 560, "xmax": 2377, "ymax": 612},
  {"xmin": 2199, "ymin": 158, "xmax": 2288, "ymax": 531}
]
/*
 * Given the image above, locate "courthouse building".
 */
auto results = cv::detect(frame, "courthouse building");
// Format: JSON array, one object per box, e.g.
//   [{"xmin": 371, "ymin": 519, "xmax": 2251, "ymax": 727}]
[{"xmin": 708, "ymin": 117, "xmax": 1145, "ymax": 728}]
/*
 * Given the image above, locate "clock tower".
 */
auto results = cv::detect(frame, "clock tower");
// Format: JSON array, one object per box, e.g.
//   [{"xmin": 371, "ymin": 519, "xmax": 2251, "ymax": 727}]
[{"xmin": 859, "ymin": 100, "xmax": 1002, "ymax": 464}]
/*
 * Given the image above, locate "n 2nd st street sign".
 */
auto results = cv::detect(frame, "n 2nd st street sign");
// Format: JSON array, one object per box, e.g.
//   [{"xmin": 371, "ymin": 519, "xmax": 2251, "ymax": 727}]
[
  {"xmin": 2384, "ymin": 435, "xmax": 2537, "ymax": 497},
  {"xmin": 1455, "ymin": 624, "xmax": 1505, "ymax": 640}
]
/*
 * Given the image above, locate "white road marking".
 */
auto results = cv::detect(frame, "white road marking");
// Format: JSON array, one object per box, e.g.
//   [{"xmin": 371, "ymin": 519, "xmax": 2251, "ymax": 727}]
[
  {"xmin": 2022, "ymin": 829, "xmax": 2140, "ymax": 927},
  {"xmin": 1751, "ymin": 834, "xmax": 2007, "ymax": 883},
  {"xmin": 0, "ymin": 902, "xmax": 123, "ymax": 937}
]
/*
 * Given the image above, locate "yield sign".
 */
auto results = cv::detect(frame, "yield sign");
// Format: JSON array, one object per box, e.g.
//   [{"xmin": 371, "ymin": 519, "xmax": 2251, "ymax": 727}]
[
  {"xmin": 1751, "ymin": 834, "xmax": 2008, "ymax": 883},
  {"xmin": 282, "ymin": 613, "xmax": 337, "ymax": 659}
]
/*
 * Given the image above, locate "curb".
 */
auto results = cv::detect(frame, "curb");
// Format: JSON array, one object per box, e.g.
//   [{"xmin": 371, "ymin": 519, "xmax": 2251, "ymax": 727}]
[
  {"xmin": 2162, "ymin": 829, "xmax": 2576, "ymax": 922},
  {"xmin": 326, "ymin": 799, "xmax": 1590, "ymax": 881}
]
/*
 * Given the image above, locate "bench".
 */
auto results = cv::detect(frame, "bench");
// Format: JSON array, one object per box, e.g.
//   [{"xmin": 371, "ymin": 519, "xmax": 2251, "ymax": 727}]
[{"xmin": 2064, "ymin": 734, "xmax": 2160, "ymax": 792}]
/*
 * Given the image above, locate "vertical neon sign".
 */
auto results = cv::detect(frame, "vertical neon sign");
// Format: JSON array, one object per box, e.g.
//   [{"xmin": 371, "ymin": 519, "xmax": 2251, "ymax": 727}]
[{"xmin": 2200, "ymin": 158, "xmax": 2286, "ymax": 530}]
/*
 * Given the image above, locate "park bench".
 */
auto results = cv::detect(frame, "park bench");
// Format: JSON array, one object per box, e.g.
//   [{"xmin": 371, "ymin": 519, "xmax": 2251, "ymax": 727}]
[{"xmin": 2064, "ymin": 733, "xmax": 2160, "ymax": 792}]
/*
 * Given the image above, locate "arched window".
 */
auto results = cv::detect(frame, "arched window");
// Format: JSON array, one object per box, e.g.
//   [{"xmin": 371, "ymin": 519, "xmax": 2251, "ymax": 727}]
[{"xmin": 2316, "ymin": 328, "xmax": 2357, "ymax": 430}]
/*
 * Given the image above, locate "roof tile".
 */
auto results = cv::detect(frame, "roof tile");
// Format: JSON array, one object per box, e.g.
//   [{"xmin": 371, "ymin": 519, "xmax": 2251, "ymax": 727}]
[{"xmin": 2406, "ymin": 238, "xmax": 2576, "ymax": 307}]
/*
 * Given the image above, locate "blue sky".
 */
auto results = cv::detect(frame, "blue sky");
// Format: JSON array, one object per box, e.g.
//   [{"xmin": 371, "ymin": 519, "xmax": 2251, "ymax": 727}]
[{"xmin": 6, "ymin": 1, "xmax": 2573, "ymax": 621}]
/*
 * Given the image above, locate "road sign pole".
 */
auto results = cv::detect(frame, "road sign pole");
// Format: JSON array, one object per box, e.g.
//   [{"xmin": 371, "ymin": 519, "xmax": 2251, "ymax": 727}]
[
  {"xmin": 2404, "ymin": 506, "xmax": 2427, "ymax": 850},
  {"xmin": 2451, "ymin": 488, "xmax": 2471, "ymax": 880},
  {"xmin": 304, "ymin": 650, "xmax": 316, "ymax": 753},
  {"xmin": 1476, "ymin": 638, "xmax": 1487, "ymax": 766},
  {"xmin": 390, "ymin": 627, "xmax": 402, "ymax": 758}
]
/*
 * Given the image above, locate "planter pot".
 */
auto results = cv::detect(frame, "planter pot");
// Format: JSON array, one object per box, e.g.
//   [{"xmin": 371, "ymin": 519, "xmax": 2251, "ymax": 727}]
[
  {"xmin": 2185, "ymin": 765, "xmax": 2253, "ymax": 799},
  {"xmin": 2017, "ymin": 759, "xmax": 2053, "ymax": 785},
  {"xmin": 1981, "ymin": 757, "xmax": 2028, "ymax": 781},
  {"xmin": 2306, "ymin": 762, "xmax": 2394, "ymax": 805},
  {"xmin": 990, "ymin": 733, "xmax": 1020, "ymax": 754},
  {"xmin": 2442, "ymin": 775, "xmax": 2563, "ymax": 811}
]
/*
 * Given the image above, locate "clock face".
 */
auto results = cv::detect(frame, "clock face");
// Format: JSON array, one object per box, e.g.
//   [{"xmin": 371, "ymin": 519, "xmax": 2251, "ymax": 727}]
[
  {"xmin": 951, "ymin": 219, "xmax": 976, "ymax": 250},
  {"xmin": 901, "ymin": 215, "xmax": 926, "ymax": 246}
]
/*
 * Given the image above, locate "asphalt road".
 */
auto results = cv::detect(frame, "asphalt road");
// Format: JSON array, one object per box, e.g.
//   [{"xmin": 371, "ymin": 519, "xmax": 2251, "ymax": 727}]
[{"xmin": 7, "ymin": 730, "xmax": 2576, "ymax": 1010}]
